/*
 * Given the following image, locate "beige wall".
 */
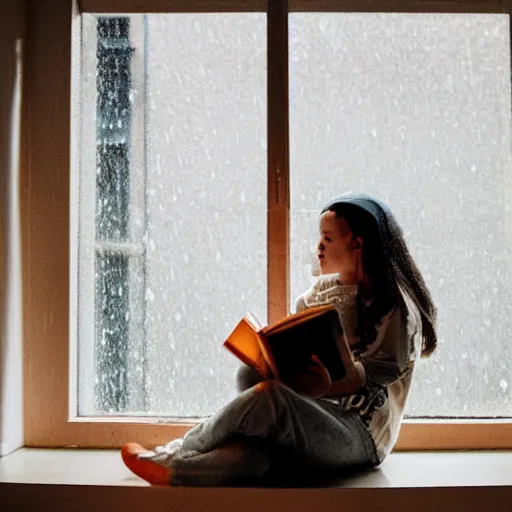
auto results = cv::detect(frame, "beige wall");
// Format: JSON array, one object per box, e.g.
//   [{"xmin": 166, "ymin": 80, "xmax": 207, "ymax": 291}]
[{"xmin": 0, "ymin": 0, "xmax": 25, "ymax": 456}]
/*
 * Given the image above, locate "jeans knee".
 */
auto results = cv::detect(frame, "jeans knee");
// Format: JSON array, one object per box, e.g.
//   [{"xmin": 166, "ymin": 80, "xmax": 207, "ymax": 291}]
[
  {"xmin": 236, "ymin": 364, "xmax": 264, "ymax": 393},
  {"xmin": 254, "ymin": 379, "xmax": 288, "ymax": 400}
]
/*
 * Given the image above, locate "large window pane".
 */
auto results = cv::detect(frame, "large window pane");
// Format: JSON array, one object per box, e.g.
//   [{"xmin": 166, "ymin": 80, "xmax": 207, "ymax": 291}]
[
  {"xmin": 289, "ymin": 13, "xmax": 512, "ymax": 418},
  {"xmin": 77, "ymin": 14, "xmax": 267, "ymax": 417}
]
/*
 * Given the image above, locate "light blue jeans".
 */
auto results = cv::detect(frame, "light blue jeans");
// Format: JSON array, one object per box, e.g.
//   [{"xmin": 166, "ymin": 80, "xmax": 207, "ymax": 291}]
[{"xmin": 168, "ymin": 366, "xmax": 379, "ymax": 486}]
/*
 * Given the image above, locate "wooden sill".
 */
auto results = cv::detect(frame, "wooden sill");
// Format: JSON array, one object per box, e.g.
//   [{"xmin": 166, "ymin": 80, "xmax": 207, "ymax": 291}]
[{"xmin": 1, "ymin": 449, "xmax": 512, "ymax": 512}]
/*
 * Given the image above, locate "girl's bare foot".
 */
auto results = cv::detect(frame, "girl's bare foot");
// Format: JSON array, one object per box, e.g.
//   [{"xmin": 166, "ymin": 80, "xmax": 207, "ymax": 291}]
[{"xmin": 121, "ymin": 442, "xmax": 173, "ymax": 486}]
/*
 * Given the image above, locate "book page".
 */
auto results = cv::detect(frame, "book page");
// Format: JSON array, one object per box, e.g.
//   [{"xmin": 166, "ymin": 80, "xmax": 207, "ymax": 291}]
[
  {"xmin": 223, "ymin": 317, "xmax": 271, "ymax": 378},
  {"xmin": 246, "ymin": 311, "xmax": 263, "ymax": 331}
]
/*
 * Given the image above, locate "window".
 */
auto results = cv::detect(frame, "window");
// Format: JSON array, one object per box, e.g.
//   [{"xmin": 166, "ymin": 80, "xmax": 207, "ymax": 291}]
[
  {"xmin": 24, "ymin": 0, "xmax": 512, "ymax": 449},
  {"xmin": 288, "ymin": 13, "xmax": 512, "ymax": 418},
  {"xmin": 78, "ymin": 13, "xmax": 267, "ymax": 418}
]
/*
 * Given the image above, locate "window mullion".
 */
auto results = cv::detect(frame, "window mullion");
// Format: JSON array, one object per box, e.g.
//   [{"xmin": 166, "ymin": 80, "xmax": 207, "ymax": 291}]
[{"xmin": 267, "ymin": 0, "xmax": 290, "ymax": 324}]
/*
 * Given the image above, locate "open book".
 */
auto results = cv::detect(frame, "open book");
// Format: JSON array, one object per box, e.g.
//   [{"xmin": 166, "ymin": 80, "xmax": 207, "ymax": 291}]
[{"xmin": 223, "ymin": 305, "xmax": 348, "ymax": 386}]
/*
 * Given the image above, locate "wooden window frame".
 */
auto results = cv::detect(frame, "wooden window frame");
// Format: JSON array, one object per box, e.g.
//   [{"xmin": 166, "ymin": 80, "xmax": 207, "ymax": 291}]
[{"xmin": 22, "ymin": 0, "xmax": 512, "ymax": 449}]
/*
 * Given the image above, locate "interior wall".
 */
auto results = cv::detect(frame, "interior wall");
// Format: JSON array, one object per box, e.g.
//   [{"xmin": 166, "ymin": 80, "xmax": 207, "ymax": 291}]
[{"xmin": 0, "ymin": 0, "xmax": 25, "ymax": 456}]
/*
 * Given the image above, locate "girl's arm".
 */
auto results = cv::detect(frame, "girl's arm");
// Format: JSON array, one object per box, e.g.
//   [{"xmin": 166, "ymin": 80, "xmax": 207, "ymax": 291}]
[
  {"xmin": 307, "ymin": 302, "xmax": 413, "ymax": 398},
  {"xmin": 288, "ymin": 354, "xmax": 365, "ymax": 398},
  {"xmin": 319, "ymin": 329, "xmax": 366, "ymax": 397},
  {"xmin": 321, "ymin": 361, "xmax": 366, "ymax": 397},
  {"xmin": 324, "ymin": 300, "xmax": 420, "ymax": 398}
]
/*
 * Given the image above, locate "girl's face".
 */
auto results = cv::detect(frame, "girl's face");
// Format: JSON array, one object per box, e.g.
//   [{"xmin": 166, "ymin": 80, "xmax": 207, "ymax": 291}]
[{"xmin": 317, "ymin": 210, "xmax": 361, "ymax": 284}]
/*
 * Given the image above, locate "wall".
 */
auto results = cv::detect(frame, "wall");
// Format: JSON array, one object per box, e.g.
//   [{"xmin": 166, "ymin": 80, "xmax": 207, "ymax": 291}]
[{"xmin": 0, "ymin": 0, "xmax": 25, "ymax": 456}]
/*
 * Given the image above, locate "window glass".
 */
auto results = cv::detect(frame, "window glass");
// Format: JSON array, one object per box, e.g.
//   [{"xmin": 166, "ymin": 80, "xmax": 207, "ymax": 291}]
[
  {"xmin": 77, "ymin": 14, "xmax": 267, "ymax": 417},
  {"xmin": 290, "ymin": 13, "xmax": 512, "ymax": 417}
]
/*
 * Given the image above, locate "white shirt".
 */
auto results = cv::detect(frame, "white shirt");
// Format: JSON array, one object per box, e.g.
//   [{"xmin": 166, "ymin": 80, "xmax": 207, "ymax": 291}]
[{"xmin": 295, "ymin": 274, "xmax": 422, "ymax": 461}]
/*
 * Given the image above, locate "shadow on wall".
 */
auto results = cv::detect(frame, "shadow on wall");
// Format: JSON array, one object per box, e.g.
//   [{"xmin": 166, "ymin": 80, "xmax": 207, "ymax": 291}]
[{"xmin": 0, "ymin": 0, "xmax": 25, "ymax": 456}]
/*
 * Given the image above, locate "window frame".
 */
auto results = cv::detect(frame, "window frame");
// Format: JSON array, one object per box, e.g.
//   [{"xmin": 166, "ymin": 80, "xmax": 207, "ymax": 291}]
[{"xmin": 22, "ymin": 0, "xmax": 512, "ymax": 449}]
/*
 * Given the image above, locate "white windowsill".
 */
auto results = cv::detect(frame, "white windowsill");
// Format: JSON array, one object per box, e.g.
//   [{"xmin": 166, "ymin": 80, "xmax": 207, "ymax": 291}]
[{"xmin": 1, "ymin": 449, "xmax": 512, "ymax": 512}]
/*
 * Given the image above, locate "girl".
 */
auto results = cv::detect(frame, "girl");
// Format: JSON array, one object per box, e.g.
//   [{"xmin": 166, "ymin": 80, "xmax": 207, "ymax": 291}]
[{"xmin": 122, "ymin": 192, "xmax": 437, "ymax": 486}]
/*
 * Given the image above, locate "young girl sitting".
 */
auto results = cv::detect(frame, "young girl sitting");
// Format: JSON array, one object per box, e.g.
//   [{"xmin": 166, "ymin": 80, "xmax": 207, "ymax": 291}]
[{"xmin": 121, "ymin": 192, "xmax": 437, "ymax": 486}]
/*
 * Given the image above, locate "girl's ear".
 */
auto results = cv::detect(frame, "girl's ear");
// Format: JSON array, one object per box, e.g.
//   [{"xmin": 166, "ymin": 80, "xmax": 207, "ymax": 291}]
[{"xmin": 352, "ymin": 236, "xmax": 363, "ymax": 250}]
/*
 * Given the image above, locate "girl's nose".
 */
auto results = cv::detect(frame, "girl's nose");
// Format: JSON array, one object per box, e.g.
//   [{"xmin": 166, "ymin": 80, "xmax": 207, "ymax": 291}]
[{"xmin": 317, "ymin": 241, "xmax": 325, "ymax": 252}]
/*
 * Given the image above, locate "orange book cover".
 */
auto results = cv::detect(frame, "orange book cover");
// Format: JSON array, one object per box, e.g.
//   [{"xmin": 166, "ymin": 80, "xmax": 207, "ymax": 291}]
[{"xmin": 223, "ymin": 305, "xmax": 348, "ymax": 386}]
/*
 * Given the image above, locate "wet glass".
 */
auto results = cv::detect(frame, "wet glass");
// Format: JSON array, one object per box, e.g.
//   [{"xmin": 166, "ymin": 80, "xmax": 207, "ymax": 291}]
[
  {"xmin": 77, "ymin": 14, "xmax": 267, "ymax": 417},
  {"xmin": 289, "ymin": 13, "xmax": 512, "ymax": 417}
]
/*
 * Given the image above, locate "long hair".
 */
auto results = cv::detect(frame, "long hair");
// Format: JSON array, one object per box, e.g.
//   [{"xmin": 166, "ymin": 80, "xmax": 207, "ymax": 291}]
[{"xmin": 321, "ymin": 194, "xmax": 437, "ymax": 358}]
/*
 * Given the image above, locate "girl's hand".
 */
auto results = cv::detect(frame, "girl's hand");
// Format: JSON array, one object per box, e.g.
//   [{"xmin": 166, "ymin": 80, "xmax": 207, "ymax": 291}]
[{"xmin": 286, "ymin": 355, "xmax": 332, "ymax": 398}]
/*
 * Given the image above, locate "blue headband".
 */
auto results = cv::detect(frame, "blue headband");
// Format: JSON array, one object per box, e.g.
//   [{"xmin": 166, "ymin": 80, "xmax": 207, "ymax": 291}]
[{"xmin": 321, "ymin": 192, "xmax": 392, "ymax": 225}]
